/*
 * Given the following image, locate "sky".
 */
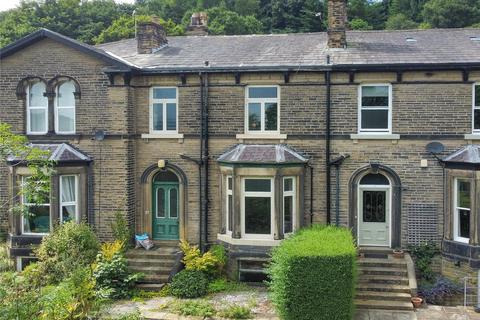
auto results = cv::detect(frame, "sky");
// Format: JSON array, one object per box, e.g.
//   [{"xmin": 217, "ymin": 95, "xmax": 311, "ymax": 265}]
[{"xmin": 0, "ymin": 0, "xmax": 136, "ymax": 12}]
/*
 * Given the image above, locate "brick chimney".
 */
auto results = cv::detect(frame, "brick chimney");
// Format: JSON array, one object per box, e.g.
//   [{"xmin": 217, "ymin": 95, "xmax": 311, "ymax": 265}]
[
  {"xmin": 327, "ymin": 0, "xmax": 347, "ymax": 49},
  {"xmin": 136, "ymin": 17, "xmax": 168, "ymax": 54},
  {"xmin": 186, "ymin": 12, "xmax": 208, "ymax": 36}
]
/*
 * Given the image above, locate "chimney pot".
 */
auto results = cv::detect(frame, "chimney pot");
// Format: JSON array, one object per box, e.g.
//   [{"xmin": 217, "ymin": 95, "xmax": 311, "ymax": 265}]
[
  {"xmin": 327, "ymin": 0, "xmax": 347, "ymax": 49},
  {"xmin": 187, "ymin": 12, "xmax": 208, "ymax": 36},
  {"xmin": 136, "ymin": 17, "xmax": 168, "ymax": 54}
]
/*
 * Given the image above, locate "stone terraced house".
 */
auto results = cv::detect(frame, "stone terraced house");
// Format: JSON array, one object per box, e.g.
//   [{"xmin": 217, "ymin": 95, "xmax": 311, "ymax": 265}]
[{"xmin": 1, "ymin": 0, "xmax": 480, "ymax": 310}]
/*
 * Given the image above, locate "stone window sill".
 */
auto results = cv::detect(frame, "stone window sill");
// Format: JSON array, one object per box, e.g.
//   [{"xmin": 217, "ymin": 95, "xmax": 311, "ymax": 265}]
[
  {"xmin": 141, "ymin": 133, "xmax": 184, "ymax": 140},
  {"xmin": 464, "ymin": 134, "xmax": 480, "ymax": 140},
  {"xmin": 350, "ymin": 133, "xmax": 400, "ymax": 140},
  {"xmin": 217, "ymin": 233, "xmax": 282, "ymax": 247},
  {"xmin": 236, "ymin": 133, "xmax": 287, "ymax": 141}
]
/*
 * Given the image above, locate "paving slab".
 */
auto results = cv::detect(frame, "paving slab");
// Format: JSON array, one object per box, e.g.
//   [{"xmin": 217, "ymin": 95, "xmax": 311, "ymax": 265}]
[{"xmin": 354, "ymin": 309, "xmax": 416, "ymax": 320}]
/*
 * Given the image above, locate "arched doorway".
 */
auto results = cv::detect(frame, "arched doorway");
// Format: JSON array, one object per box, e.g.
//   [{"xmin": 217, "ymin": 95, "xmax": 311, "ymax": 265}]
[
  {"xmin": 152, "ymin": 170, "xmax": 180, "ymax": 240},
  {"xmin": 349, "ymin": 164, "xmax": 402, "ymax": 248},
  {"xmin": 357, "ymin": 173, "xmax": 391, "ymax": 247}
]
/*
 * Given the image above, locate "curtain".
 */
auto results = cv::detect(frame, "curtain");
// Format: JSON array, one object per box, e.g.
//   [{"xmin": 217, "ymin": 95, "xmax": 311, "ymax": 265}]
[{"xmin": 61, "ymin": 176, "xmax": 76, "ymax": 203}]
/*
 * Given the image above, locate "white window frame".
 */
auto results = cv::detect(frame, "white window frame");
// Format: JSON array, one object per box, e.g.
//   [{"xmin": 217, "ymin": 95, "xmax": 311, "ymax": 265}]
[
  {"xmin": 473, "ymin": 83, "xmax": 480, "ymax": 134},
  {"xmin": 245, "ymin": 85, "xmax": 280, "ymax": 134},
  {"xmin": 283, "ymin": 177, "xmax": 296, "ymax": 235},
  {"xmin": 453, "ymin": 178, "xmax": 470, "ymax": 244},
  {"xmin": 26, "ymin": 83, "xmax": 48, "ymax": 135},
  {"xmin": 54, "ymin": 82, "xmax": 76, "ymax": 134},
  {"xmin": 150, "ymin": 87, "xmax": 179, "ymax": 134},
  {"xmin": 358, "ymin": 84, "xmax": 392, "ymax": 134},
  {"xmin": 21, "ymin": 176, "xmax": 50, "ymax": 235},
  {"xmin": 225, "ymin": 176, "xmax": 233, "ymax": 236},
  {"xmin": 59, "ymin": 175, "xmax": 79, "ymax": 223},
  {"xmin": 241, "ymin": 177, "xmax": 274, "ymax": 240}
]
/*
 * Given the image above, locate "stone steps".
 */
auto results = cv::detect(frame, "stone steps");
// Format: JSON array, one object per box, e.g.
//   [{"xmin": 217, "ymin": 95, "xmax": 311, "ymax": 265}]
[
  {"xmin": 126, "ymin": 245, "xmax": 179, "ymax": 284},
  {"xmin": 136, "ymin": 283, "xmax": 165, "ymax": 292},
  {"xmin": 355, "ymin": 252, "xmax": 413, "ymax": 311}
]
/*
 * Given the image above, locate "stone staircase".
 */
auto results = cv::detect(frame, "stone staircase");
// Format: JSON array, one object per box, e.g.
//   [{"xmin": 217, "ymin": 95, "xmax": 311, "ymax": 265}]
[
  {"xmin": 355, "ymin": 248, "xmax": 416, "ymax": 311},
  {"xmin": 126, "ymin": 241, "xmax": 180, "ymax": 291}
]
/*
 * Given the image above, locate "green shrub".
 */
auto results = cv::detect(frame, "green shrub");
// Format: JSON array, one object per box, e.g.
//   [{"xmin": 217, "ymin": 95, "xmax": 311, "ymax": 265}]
[
  {"xmin": 170, "ymin": 270, "xmax": 209, "ymax": 298},
  {"xmin": 180, "ymin": 240, "xmax": 224, "ymax": 276},
  {"xmin": 0, "ymin": 243, "xmax": 13, "ymax": 272},
  {"xmin": 0, "ymin": 272, "xmax": 43, "ymax": 320},
  {"xmin": 218, "ymin": 304, "xmax": 253, "ymax": 319},
  {"xmin": 209, "ymin": 244, "xmax": 227, "ymax": 275},
  {"xmin": 111, "ymin": 211, "xmax": 133, "ymax": 249},
  {"xmin": 267, "ymin": 225, "xmax": 357, "ymax": 320},
  {"xmin": 93, "ymin": 252, "xmax": 143, "ymax": 299},
  {"xmin": 409, "ymin": 241, "xmax": 438, "ymax": 282},
  {"xmin": 171, "ymin": 299, "xmax": 215, "ymax": 317},
  {"xmin": 35, "ymin": 221, "xmax": 100, "ymax": 284}
]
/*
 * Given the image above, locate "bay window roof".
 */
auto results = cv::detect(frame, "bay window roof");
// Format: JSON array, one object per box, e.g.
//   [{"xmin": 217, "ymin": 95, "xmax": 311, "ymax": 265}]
[
  {"xmin": 7, "ymin": 143, "xmax": 91, "ymax": 164},
  {"xmin": 443, "ymin": 145, "xmax": 480, "ymax": 169},
  {"xmin": 217, "ymin": 144, "xmax": 308, "ymax": 165}
]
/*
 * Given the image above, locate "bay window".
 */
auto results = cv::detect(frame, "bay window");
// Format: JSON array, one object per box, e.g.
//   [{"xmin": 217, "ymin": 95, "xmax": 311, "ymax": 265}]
[
  {"xmin": 151, "ymin": 87, "xmax": 178, "ymax": 134},
  {"xmin": 246, "ymin": 86, "xmax": 279, "ymax": 134},
  {"xmin": 473, "ymin": 84, "xmax": 480, "ymax": 133},
  {"xmin": 242, "ymin": 178, "xmax": 274, "ymax": 239},
  {"xmin": 27, "ymin": 82, "xmax": 48, "ymax": 134},
  {"xmin": 358, "ymin": 84, "xmax": 392, "ymax": 133},
  {"xmin": 454, "ymin": 178, "xmax": 471, "ymax": 243},
  {"xmin": 55, "ymin": 81, "xmax": 76, "ymax": 134},
  {"xmin": 60, "ymin": 175, "xmax": 78, "ymax": 223}
]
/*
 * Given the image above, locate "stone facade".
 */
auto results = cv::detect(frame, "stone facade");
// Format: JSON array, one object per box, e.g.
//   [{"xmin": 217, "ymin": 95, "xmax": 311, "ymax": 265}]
[{"xmin": 1, "ymin": 35, "xmax": 480, "ymax": 280}]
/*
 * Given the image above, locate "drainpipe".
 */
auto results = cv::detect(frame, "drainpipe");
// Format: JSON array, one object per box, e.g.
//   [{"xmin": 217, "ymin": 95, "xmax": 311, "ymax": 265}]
[
  {"xmin": 329, "ymin": 154, "xmax": 350, "ymax": 227},
  {"xmin": 203, "ymin": 71, "xmax": 209, "ymax": 252},
  {"xmin": 325, "ymin": 67, "xmax": 332, "ymax": 225},
  {"xmin": 199, "ymin": 72, "xmax": 204, "ymax": 251},
  {"xmin": 310, "ymin": 164, "xmax": 314, "ymax": 225}
]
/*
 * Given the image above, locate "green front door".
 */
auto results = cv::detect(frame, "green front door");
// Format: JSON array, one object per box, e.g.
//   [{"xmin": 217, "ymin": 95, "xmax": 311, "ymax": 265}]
[{"xmin": 152, "ymin": 183, "xmax": 179, "ymax": 240}]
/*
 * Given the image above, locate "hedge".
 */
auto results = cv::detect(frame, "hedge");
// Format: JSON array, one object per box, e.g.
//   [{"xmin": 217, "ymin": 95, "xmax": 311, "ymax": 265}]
[{"xmin": 267, "ymin": 225, "xmax": 357, "ymax": 320}]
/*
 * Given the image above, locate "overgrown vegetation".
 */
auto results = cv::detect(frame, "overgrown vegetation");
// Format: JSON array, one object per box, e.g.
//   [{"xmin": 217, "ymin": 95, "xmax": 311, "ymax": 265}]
[
  {"xmin": 418, "ymin": 276, "xmax": 462, "ymax": 304},
  {"xmin": 110, "ymin": 211, "xmax": 133, "ymax": 250},
  {"xmin": 0, "ymin": 222, "xmax": 141, "ymax": 319},
  {"xmin": 217, "ymin": 304, "xmax": 253, "ymax": 319},
  {"xmin": 409, "ymin": 241, "xmax": 438, "ymax": 282},
  {"xmin": 1, "ymin": 0, "xmax": 479, "ymax": 48},
  {"xmin": 171, "ymin": 299, "xmax": 216, "ymax": 317},
  {"xmin": 267, "ymin": 225, "xmax": 357, "ymax": 320},
  {"xmin": 0, "ymin": 242, "xmax": 13, "ymax": 272}
]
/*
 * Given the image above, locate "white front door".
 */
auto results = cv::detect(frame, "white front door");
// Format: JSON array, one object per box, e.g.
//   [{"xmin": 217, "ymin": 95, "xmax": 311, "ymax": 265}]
[{"xmin": 358, "ymin": 186, "xmax": 391, "ymax": 247}]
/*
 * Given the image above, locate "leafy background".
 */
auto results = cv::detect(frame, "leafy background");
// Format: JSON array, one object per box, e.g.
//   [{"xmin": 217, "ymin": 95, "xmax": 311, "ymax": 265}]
[{"xmin": 0, "ymin": 0, "xmax": 479, "ymax": 47}]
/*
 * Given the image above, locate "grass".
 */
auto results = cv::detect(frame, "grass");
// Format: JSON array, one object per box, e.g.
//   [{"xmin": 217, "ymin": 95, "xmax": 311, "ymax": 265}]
[{"xmin": 170, "ymin": 299, "xmax": 216, "ymax": 317}]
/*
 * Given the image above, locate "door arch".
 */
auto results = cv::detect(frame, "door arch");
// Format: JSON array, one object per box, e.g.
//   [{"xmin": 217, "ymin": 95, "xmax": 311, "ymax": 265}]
[
  {"xmin": 349, "ymin": 164, "xmax": 402, "ymax": 248},
  {"xmin": 140, "ymin": 164, "xmax": 187, "ymax": 241}
]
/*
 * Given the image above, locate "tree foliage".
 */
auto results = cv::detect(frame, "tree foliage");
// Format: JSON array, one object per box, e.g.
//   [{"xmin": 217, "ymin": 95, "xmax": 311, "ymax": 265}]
[{"xmin": 0, "ymin": 0, "xmax": 479, "ymax": 47}]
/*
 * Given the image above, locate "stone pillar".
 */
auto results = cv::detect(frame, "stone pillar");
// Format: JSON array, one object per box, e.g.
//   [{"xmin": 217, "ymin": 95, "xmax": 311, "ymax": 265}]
[{"xmin": 328, "ymin": 0, "xmax": 347, "ymax": 49}]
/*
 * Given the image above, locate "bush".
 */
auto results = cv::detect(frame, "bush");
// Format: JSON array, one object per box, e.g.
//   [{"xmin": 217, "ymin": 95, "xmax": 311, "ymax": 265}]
[
  {"xmin": 111, "ymin": 211, "xmax": 133, "ymax": 249},
  {"xmin": 93, "ymin": 249, "xmax": 143, "ymax": 299},
  {"xmin": 418, "ymin": 276, "xmax": 462, "ymax": 305},
  {"xmin": 171, "ymin": 299, "xmax": 216, "ymax": 317},
  {"xmin": 218, "ymin": 304, "xmax": 253, "ymax": 319},
  {"xmin": 409, "ymin": 241, "xmax": 438, "ymax": 282},
  {"xmin": 267, "ymin": 225, "xmax": 357, "ymax": 320},
  {"xmin": 180, "ymin": 240, "xmax": 226, "ymax": 277},
  {"xmin": 170, "ymin": 270, "xmax": 209, "ymax": 298},
  {"xmin": 0, "ymin": 243, "xmax": 13, "ymax": 272},
  {"xmin": 35, "ymin": 221, "xmax": 99, "ymax": 284}
]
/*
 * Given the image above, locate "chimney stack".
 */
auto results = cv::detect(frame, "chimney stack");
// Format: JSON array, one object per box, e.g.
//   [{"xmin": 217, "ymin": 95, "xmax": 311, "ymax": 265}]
[
  {"xmin": 137, "ymin": 17, "xmax": 168, "ymax": 54},
  {"xmin": 327, "ymin": 0, "xmax": 347, "ymax": 49},
  {"xmin": 186, "ymin": 12, "xmax": 208, "ymax": 36}
]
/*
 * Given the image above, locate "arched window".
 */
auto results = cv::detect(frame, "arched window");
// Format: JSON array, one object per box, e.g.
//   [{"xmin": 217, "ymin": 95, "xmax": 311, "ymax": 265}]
[
  {"xmin": 360, "ymin": 173, "xmax": 389, "ymax": 185},
  {"xmin": 153, "ymin": 170, "xmax": 179, "ymax": 183},
  {"xmin": 55, "ymin": 81, "xmax": 76, "ymax": 134},
  {"xmin": 27, "ymin": 82, "xmax": 48, "ymax": 134}
]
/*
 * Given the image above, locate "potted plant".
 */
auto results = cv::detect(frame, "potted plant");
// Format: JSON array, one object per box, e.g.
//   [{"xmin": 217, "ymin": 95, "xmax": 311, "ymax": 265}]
[
  {"xmin": 411, "ymin": 296, "xmax": 423, "ymax": 308},
  {"xmin": 393, "ymin": 248, "xmax": 404, "ymax": 258}
]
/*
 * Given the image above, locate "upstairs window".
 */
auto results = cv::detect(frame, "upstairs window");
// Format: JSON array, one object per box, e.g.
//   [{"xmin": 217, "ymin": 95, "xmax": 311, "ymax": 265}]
[
  {"xmin": 151, "ymin": 87, "xmax": 178, "ymax": 134},
  {"xmin": 454, "ymin": 179, "xmax": 471, "ymax": 243},
  {"xmin": 359, "ymin": 84, "xmax": 392, "ymax": 133},
  {"xmin": 246, "ymin": 86, "xmax": 279, "ymax": 134},
  {"xmin": 27, "ymin": 82, "xmax": 48, "ymax": 134},
  {"xmin": 21, "ymin": 177, "xmax": 50, "ymax": 234},
  {"xmin": 60, "ymin": 175, "xmax": 78, "ymax": 223},
  {"xmin": 55, "ymin": 81, "xmax": 76, "ymax": 134},
  {"xmin": 473, "ymin": 84, "xmax": 480, "ymax": 133}
]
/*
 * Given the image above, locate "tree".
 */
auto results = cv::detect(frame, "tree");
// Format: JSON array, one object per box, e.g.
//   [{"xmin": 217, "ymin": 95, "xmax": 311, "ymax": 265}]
[
  {"xmin": 268, "ymin": 0, "xmax": 324, "ymax": 33},
  {"xmin": 349, "ymin": 18, "xmax": 373, "ymax": 30},
  {"xmin": 385, "ymin": 13, "xmax": 418, "ymax": 30},
  {"xmin": 234, "ymin": 0, "xmax": 260, "ymax": 16},
  {"xmin": 0, "ymin": 123, "xmax": 53, "ymax": 214},
  {"xmin": 206, "ymin": 7, "xmax": 263, "ymax": 35},
  {"xmin": 422, "ymin": 0, "xmax": 480, "ymax": 28}
]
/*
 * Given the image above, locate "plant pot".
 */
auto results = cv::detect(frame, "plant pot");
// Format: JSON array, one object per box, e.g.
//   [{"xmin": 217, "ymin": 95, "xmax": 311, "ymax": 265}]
[
  {"xmin": 411, "ymin": 297, "xmax": 423, "ymax": 308},
  {"xmin": 393, "ymin": 249, "xmax": 404, "ymax": 259}
]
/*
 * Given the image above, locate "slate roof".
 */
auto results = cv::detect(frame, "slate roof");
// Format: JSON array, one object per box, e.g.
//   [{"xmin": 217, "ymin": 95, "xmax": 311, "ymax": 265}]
[
  {"xmin": 96, "ymin": 29, "xmax": 480, "ymax": 72},
  {"xmin": 7, "ymin": 143, "xmax": 91, "ymax": 163},
  {"xmin": 443, "ymin": 145, "xmax": 480, "ymax": 165},
  {"xmin": 217, "ymin": 144, "xmax": 308, "ymax": 165}
]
